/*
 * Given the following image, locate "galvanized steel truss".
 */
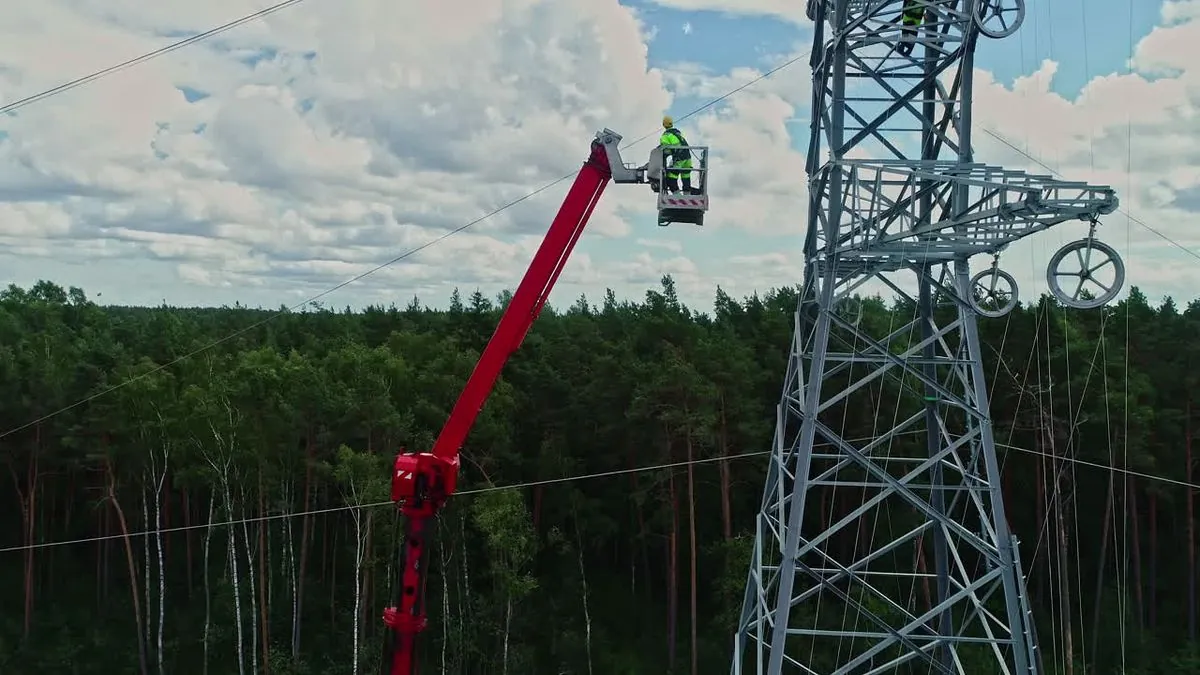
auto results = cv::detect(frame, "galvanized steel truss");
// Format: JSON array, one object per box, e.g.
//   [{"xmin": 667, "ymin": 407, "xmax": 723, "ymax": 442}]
[{"xmin": 732, "ymin": 1, "xmax": 1116, "ymax": 673}]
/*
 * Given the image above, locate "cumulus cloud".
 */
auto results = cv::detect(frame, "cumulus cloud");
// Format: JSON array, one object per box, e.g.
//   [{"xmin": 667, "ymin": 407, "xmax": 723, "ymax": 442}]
[
  {"xmin": 1, "ymin": 0, "xmax": 1197, "ymax": 316},
  {"xmin": 660, "ymin": 51, "xmax": 812, "ymax": 236},
  {"xmin": 0, "ymin": 0, "xmax": 825, "ymax": 311},
  {"xmin": 963, "ymin": 5, "xmax": 1200, "ymax": 305},
  {"xmin": 646, "ymin": 0, "xmax": 810, "ymax": 24}
]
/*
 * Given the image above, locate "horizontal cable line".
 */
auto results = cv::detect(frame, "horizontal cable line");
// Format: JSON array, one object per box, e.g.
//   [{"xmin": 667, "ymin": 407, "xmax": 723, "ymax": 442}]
[
  {"xmin": 0, "ymin": 52, "xmax": 809, "ymax": 443},
  {"xmin": 4, "ymin": 429, "xmax": 1194, "ymax": 555},
  {"xmin": 0, "ymin": 0, "xmax": 312, "ymax": 115}
]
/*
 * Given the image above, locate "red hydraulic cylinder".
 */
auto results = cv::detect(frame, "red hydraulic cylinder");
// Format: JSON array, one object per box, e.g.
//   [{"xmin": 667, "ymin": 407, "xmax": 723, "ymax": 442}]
[{"xmin": 382, "ymin": 138, "xmax": 615, "ymax": 675}]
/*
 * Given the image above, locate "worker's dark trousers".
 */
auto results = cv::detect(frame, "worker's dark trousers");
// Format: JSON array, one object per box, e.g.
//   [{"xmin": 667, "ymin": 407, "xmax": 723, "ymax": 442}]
[
  {"xmin": 898, "ymin": 24, "xmax": 917, "ymax": 55},
  {"xmin": 664, "ymin": 173, "xmax": 693, "ymax": 193}
]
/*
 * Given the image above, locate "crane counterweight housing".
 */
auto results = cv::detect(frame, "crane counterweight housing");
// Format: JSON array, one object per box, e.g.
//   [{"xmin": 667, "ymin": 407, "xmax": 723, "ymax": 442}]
[{"xmin": 380, "ymin": 126, "xmax": 712, "ymax": 675}]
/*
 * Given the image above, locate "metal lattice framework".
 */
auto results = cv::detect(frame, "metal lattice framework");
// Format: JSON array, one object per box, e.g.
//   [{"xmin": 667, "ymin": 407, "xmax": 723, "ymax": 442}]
[{"xmin": 731, "ymin": 1, "xmax": 1119, "ymax": 673}]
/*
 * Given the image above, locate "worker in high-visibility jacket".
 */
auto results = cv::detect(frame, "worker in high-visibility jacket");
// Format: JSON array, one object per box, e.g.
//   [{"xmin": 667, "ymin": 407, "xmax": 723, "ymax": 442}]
[
  {"xmin": 897, "ymin": 0, "xmax": 924, "ymax": 56},
  {"xmin": 659, "ymin": 116, "xmax": 697, "ymax": 194}
]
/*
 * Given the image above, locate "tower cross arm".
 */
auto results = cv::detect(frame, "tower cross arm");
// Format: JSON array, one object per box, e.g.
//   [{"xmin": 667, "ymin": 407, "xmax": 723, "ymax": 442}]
[{"xmin": 816, "ymin": 159, "xmax": 1119, "ymax": 263}]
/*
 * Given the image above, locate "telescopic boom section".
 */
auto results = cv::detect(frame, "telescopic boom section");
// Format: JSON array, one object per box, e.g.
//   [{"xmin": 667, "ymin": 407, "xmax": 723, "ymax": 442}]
[{"xmin": 382, "ymin": 137, "xmax": 620, "ymax": 675}]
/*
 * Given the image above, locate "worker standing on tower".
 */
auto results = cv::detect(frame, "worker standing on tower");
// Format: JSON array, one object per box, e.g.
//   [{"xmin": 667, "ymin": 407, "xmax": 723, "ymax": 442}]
[
  {"xmin": 660, "ymin": 116, "xmax": 698, "ymax": 194},
  {"xmin": 897, "ymin": 0, "xmax": 924, "ymax": 56}
]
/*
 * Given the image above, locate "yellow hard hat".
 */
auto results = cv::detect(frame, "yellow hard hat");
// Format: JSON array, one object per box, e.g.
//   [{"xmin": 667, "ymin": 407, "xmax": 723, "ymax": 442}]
[{"xmin": 662, "ymin": 115, "xmax": 673, "ymax": 128}]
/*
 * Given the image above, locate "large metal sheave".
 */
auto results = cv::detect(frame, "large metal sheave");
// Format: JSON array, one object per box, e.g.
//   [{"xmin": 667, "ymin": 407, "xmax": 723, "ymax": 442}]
[{"xmin": 731, "ymin": 1, "xmax": 1120, "ymax": 673}]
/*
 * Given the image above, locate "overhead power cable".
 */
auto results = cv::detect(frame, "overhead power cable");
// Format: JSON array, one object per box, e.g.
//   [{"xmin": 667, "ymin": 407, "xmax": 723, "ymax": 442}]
[
  {"xmin": 979, "ymin": 126, "xmax": 1200, "ymax": 263},
  {"xmin": 0, "ymin": 0, "xmax": 312, "ymax": 116},
  {"xmin": 0, "ymin": 50, "xmax": 809, "ymax": 441},
  {"xmin": 1, "ymin": 435, "xmax": 1193, "ymax": 556},
  {"xmin": 0, "ymin": 448, "xmax": 777, "ymax": 554}
]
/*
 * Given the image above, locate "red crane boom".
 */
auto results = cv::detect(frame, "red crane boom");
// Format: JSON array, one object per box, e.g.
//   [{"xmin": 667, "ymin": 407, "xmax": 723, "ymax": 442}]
[{"xmin": 380, "ymin": 128, "xmax": 709, "ymax": 674}]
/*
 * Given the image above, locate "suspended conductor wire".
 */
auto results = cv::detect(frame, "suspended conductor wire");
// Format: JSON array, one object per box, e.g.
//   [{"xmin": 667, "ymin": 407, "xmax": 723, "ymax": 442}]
[
  {"xmin": 1120, "ymin": 1, "xmax": 1136, "ymax": 669},
  {"xmin": 0, "ymin": 447, "xmax": 777, "ymax": 554},
  {"xmin": 1027, "ymin": 46, "xmax": 1106, "ymax": 663},
  {"xmin": 0, "ymin": 51, "xmax": 809, "ymax": 443},
  {"xmin": 2, "ymin": 437, "xmax": 1195, "ymax": 556},
  {"xmin": 981, "ymin": 23, "xmax": 1160, "ymax": 662},
  {"xmin": 979, "ymin": 126, "xmax": 1200, "ymax": 263},
  {"xmin": 0, "ymin": 0, "xmax": 312, "ymax": 116}
]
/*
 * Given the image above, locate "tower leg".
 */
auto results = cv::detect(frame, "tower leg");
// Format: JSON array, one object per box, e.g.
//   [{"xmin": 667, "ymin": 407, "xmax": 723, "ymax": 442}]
[
  {"xmin": 731, "ymin": 2, "xmax": 1113, "ymax": 670},
  {"xmin": 732, "ymin": 262, "xmax": 1040, "ymax": 674}
]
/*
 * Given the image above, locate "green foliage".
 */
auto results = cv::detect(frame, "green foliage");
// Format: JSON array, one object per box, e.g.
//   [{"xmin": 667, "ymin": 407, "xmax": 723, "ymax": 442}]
[{"xmin": 0, "ymin": 279, "xmax": 1196, "ymax": 675}]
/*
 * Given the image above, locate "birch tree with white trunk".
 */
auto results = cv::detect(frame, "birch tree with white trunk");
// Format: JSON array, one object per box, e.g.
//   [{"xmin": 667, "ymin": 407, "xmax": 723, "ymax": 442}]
[{"xmin": 331, "ymin": 444, "xmax": 388, "ymax": 675}]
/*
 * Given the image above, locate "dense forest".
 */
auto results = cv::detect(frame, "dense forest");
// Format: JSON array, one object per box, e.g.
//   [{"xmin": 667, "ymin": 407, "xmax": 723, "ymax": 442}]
[{"xmin": 0, "ymin": 277, "xmax": 1197, "ymax": 674}]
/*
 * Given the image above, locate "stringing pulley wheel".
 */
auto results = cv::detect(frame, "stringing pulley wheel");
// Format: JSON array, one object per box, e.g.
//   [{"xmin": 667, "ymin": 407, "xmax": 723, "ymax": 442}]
[
  {"xmin": 1046, "ymin": 238, "xmax": 1125, "ymax": 309},
  {"xmin": 973, "ymin": 0, "xmax": 1025, "ymax": 39},
  {"xmin": 969, "ymin": 265, "xmax": 1018, "ymax": 318}
]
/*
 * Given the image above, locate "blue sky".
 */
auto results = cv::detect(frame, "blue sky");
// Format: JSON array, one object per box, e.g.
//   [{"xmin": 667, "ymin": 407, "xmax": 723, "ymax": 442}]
[
  {"xmin": 636, "ymin": 0, "xmax": 1156, "ymax": 96},
  {"xmin": 576, "ymin": 0, "xmax": 1168, "ymax": 309},
  {"xmin": 0, "ymin": 0, "xmax": 1190, "ymax": 312}
]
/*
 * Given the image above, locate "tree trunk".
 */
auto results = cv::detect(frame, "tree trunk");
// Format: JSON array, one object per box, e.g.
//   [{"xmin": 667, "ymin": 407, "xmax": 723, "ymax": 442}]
[
  {"xmin": 15, "ymin": 427, "xmax": 42, "ymax": 640},
  {"xmin": 183, "ymin": 489, "xmax": 194, "ymax": 596},
  {"xmin": 459, "ymin": 514, "xmax": 473, "ymax": 669},
  {"xmin": 162, "ymin": 473, "xmax": 172, "ymax": 568},
  {"xmin": 667, "ymin": 453, "xmax": 679, "ymax": 670},
  {"xmin": 686, "ymin": 432, "xmax": 699, "ymax": 675},
  {"xmin": 915, "ymin": 534, "xmax": 932, "ymax": 612},
  {"xmin": 153, "ymin": 453, "xmax": 168, "ymax": 675},
  {"xmin": 239, "ymin": 480, "xmax": 260, "ymax": 675},
  {"xmin": 502, "ymin": 595, "xmax": 513, "ymax": 675},
  {"xmin": 718, "ymin": 394, "xmax": 733, "ymax": 541},
  {"xmin": 258, "ymin": 479, "xmax": 271, "ymax": 675},
  {"xmin": 219, "ymin": 468, "xmax": 247, "ymax": 675},
  {"xmin": 1034, "ymin": 453, "xmax": 1045, "ymax": 601},
  {"xmin": 1148, "ymin": 489, "xmax": 1158, "ymax": 629},
  {"xmin": 1188, "ymin": 400, "xmax": 1196, "ymax": 641},
  {"xmin": 142, "ymin": 489, "xmax": 152, "ymax": 661},
  {"xmin": 107, "ymin": 459, "xmax": 150, "ymax": 675},
  {"xmin": 439, "ymin": 531, "xmax": 451, "ymax": 674},
  {"xmin": 321, "ymin": 505, "xmax": 330, "ymax": 585},
  {"xmin": 350, "ymin": 506, "xmax": 367, "ymax": 675},
  {"xmin": 293, "ymin": 432, "xmax": 315, "ymax": 659},
  {"xmin": 637, "ymin": 493, "xmax": 652, "ymax": 598},
  {"xmin": 330, "ymin": 518, "xmax": 338, "ymax": 640},
  {"xmin": 1089, "ymin": 473, "xmax": 1115, "ymax": 662},
  {"xmin": 203, "ymin": 496, "xmax": 216, "ymax": 675},
  {"xmin": 574, "ymin": 513, "xmax": 594, "ymax": 675},
  {"xmin": 1129, "ymin": 482, "xmax": 1144, "ymax": 629},
  {"xmin": 96, "ymin": 503, "xmax": 108, "ymax": 609},
  {"xmin": 629, "ymin": 448, "xmax": 652, "ymax": 597},
  {"xmin": 362, "ymin": 517, "xmax": 374, "ymax": 649},
  {"xmin": 1032, "ymin": 451, "xmax": 1041, "ymax": 598},
  {"xmin": 283, "ymin": 481, "xmax": 299, "ymax": 670},
  {"xmin": 1049, "ymin": 432, "xmax": 1073, "ymax": 675},
  {"xmin": 532, "ymin": 485, "xmax": 543, "ymax": 532}
]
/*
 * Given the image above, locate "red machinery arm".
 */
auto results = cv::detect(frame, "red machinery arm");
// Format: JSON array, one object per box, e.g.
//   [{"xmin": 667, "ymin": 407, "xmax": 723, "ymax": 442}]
[{"xmin": 381, "ymin": 135, "xmax": 629, "ymax": 675}]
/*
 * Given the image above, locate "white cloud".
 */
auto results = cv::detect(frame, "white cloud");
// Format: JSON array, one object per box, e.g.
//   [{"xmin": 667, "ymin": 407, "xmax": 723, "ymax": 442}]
[
  {"xmin": 0, "ymin": 1, "xmax": 695, "ymax": 305},
  {"xmin": 2, "ymin": 0, "xmax": 1199, "ymax": 316},
  {"xmin": 637, "ymin": 237, "xmax": 684, "ymax": 252},
  {"xmin": 646, "ymin": 0, "xmax": 810, "ymax": 24},
  {"xmin": 660, "ymin": 50, "xmax": 812, "ymax": 236},
  {"xmin": 0, "ymin": 0, "xmax": 823, "ymax": 312},
  {"xmin": 959, "ymin": 10, "xmax": 1200, "ymax": 307}
]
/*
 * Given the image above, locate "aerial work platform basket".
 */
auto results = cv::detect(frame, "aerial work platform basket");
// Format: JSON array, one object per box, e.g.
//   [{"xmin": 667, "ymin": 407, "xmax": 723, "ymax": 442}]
[{"xmin": 645, "ymin": 144, "xmax": 709, "ymax": 227}]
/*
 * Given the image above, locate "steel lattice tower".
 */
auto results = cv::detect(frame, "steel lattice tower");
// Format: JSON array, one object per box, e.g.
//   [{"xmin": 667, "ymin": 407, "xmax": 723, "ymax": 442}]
[{"xmin": 731, "ymin": 1, "xmax": 1122, "ymax": 673}]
